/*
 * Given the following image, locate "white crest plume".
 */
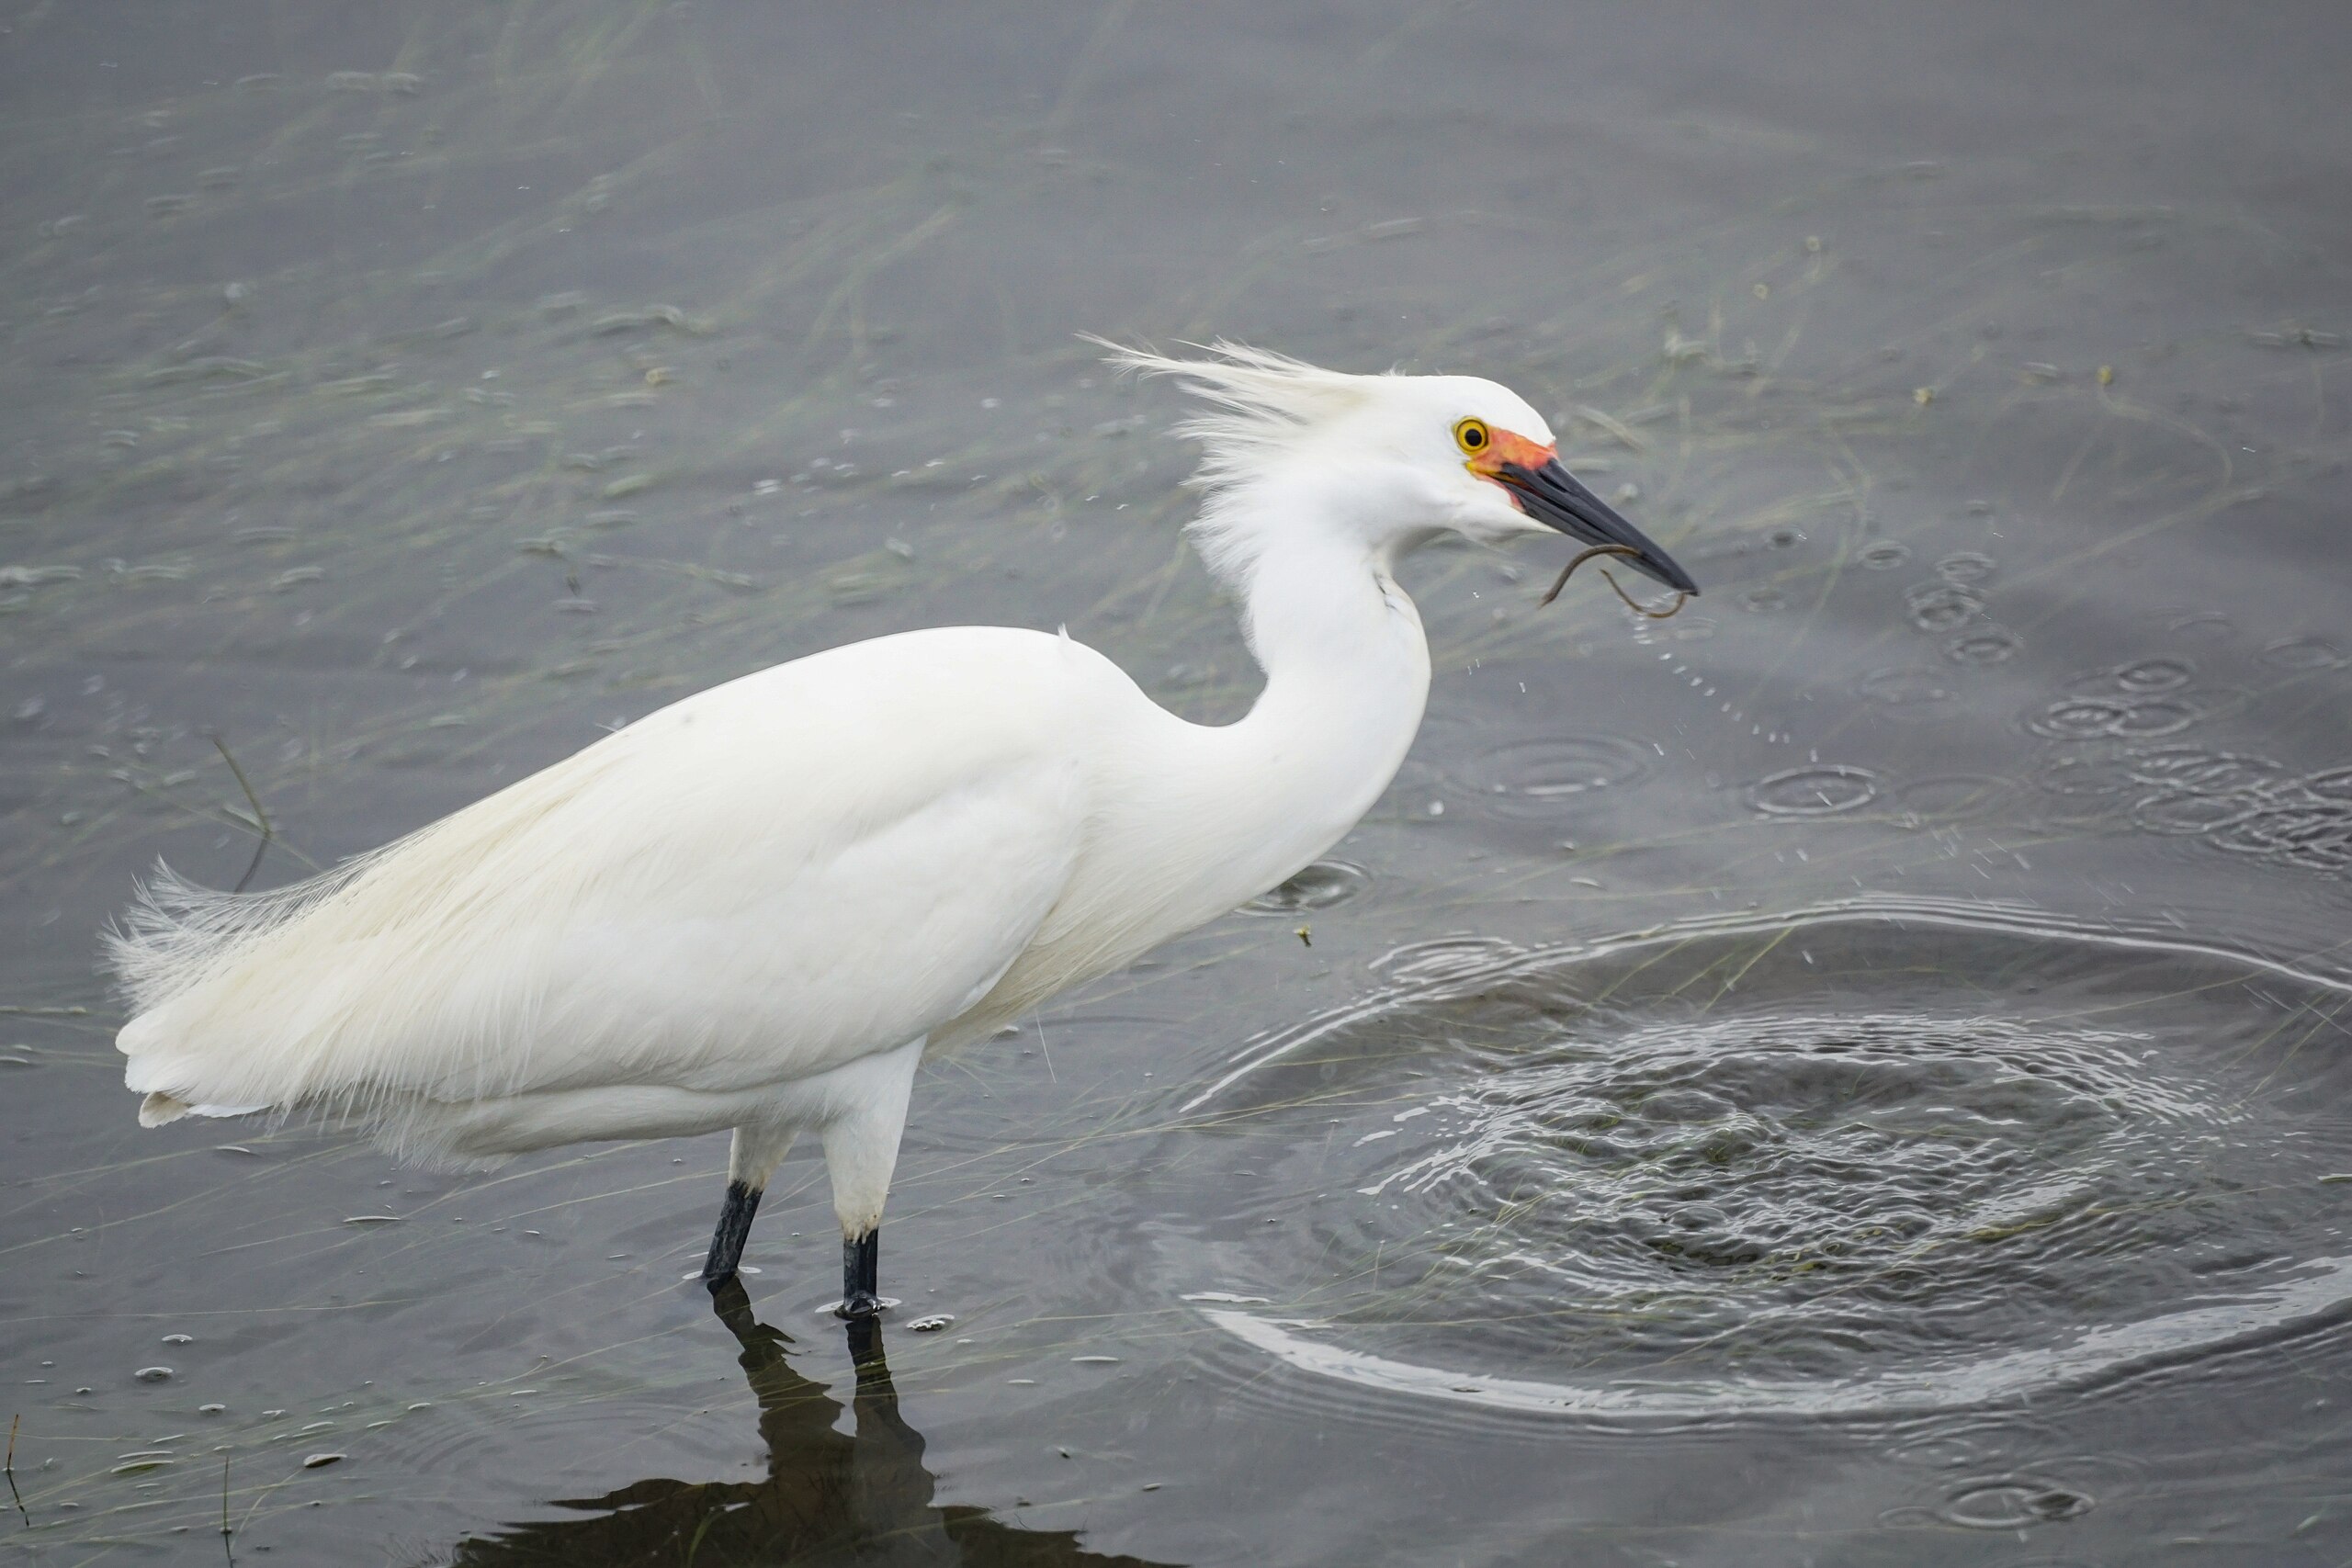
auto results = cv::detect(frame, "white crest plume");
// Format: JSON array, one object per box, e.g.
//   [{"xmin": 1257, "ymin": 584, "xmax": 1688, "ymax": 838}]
[{"xmin": 1089, "ymin": 337, "xmax": 1382, "ymax": 588}]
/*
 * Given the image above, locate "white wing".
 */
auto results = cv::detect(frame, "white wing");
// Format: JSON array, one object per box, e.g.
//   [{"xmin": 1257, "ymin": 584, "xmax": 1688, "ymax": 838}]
[{"xmin": 116, "ymin": 627, "xmax": 1107, "ymax": 1119}]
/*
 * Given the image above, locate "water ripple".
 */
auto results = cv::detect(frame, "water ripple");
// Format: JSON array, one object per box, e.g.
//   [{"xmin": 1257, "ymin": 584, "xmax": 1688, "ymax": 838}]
[
  {"xmin": 1452, "ymin": 735, "xmax": 1654, "ymax": 819},
  {"xmin": 1162, "ymin": 899, "xmax": 2352, "ymax": 1421},
  {"xmin": 1242, "ymin": 860, "xmax": 1372, "ymax": 915},
  {"xmin": 1747, "ymin": 764, "xmax": 1880, "ymax": 817}
]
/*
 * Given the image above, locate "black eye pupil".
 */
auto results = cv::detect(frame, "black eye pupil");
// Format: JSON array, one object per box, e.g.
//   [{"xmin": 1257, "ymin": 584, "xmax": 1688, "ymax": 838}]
[{"xmin": 1464, "ymin": 425, "xmax": 1485, "ymax": 447}]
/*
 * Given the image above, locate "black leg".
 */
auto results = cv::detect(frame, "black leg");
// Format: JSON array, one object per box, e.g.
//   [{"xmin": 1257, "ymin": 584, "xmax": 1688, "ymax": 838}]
[
  {"xmin": 702, "ymin": 1179, "xmax": 763, "ymax": 1288},
  {"xmin": 838, "ymin": 1229, "xmax": 881, "ymax": 1318}
]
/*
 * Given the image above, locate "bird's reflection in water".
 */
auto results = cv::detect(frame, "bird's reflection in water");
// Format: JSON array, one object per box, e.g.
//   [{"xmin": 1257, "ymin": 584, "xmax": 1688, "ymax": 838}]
[{"xmin": 449, "ymin": 1281, "xmax": 1174, "ymax": 1567}]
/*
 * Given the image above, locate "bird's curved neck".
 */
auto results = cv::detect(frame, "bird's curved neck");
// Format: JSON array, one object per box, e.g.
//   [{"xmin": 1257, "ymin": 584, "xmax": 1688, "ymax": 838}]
[{"xmin": 1182, "ymin": 514, "xmax": 1432, "ymax": 903}]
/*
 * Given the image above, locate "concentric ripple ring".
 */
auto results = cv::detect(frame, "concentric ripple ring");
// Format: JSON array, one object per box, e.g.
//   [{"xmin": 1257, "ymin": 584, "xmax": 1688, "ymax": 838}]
[{"xmin": 1163, "ymin": 897, "xmax": 2352, "ymax": 1421}]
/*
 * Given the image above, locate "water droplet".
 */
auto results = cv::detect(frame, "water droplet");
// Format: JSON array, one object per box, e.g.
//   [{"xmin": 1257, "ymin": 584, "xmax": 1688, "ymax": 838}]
[
  {"xmin": 2132, "ymin": 791, "xmax": 2258, "ymax": 835},
  {"xmin": 1372, "ymin": 936, "xmax": 1524, "ymax": 984},
  {"xmin": 1860, "ymin": 668, "xmax": 1954, "ymax": 711},
  {"xmin": 2262, "ymin": 636, "xmax": 2348, "ymax": 671},
  {"xmin": 1858, "ymin": 541, "xmax": 1912, "ymax": 570},
  {"xmin": 1935, "ymin": 1477, "xmax": 2095, "ymax": 1529},
  {"xmin": 2128, "ymin": 748, "xmax": 2280, "ymax": 795},
  {"xmin": 2108, "ymin": 657, "xmax": 2194, "ymax": 694},
  {"xmin": 1453, "ymin": 736, "xmax": 1652, "ymax": 818},
  {"xmin": 1945, "ymin": 626, "xmax": 2021, "ymax": 664},
  {"xmin": 2028, "ymin": 693, "xmax": 2199, "ymax": 740},
  {"xmin": 1905, "ymin": 581, "xmax": 1984, "ymax": 631},
  {"xmin": 1243, "ymin": 861, "xmax": 1371, "ymax": 915},
  {"xmin": 2213, "ymin": 801, "xmax": 2352, "ymax": 875},
  {"xmin": 1748, "ymin": 765, "xmax": 1880, "ymax": 817}
]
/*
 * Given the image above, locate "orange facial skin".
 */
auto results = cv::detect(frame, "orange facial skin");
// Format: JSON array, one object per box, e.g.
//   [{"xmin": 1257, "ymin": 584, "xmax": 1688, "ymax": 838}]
[{"xmin": 1464, "ymin": 426, "xmax": 1557, "ymax": 488}]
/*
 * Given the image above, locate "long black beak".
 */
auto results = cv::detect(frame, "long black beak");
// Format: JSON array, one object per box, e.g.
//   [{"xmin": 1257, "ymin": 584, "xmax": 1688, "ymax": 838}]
[{"xmin": 1496, "ymin": 457, "xmax": 1699, "ymax": 595}]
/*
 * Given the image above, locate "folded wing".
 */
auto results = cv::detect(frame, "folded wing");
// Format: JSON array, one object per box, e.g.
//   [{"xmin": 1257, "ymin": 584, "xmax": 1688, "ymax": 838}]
[{"xmin": 115, "ymin": 628, "xmax": 1099, "ymax": 1141}]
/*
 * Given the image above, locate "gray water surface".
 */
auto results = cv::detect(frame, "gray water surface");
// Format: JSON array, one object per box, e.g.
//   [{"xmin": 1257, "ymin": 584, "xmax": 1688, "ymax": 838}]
[{"xmin": 4, "ymin": 5, "xmax": 2351, "ymax": 1564}]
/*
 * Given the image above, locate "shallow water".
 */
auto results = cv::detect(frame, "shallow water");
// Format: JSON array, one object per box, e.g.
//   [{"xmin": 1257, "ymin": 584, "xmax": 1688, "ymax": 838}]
[{"xmin": 4, "ymin": 4, "xmax": 2351, "ymax": 1564}]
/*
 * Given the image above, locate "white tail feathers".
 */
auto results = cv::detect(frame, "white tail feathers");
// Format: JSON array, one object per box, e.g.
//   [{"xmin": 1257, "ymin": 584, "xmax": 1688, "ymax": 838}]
[
  {"xmin": 107, "ymin": 853, "xmax": 381, "ymax": 1020},
  {"xmin": 109, "ymin": 855, "xmax": 388, "ymax": 1128}
]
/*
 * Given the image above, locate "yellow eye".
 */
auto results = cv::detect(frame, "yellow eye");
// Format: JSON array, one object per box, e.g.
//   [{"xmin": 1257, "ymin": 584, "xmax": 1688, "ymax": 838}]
[{"xmin": 1454, "ymin": 418, "xmax": 1491, "ymax": 455}]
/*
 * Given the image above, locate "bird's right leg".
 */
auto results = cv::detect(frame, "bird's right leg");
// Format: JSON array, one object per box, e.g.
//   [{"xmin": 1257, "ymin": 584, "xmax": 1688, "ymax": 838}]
[
  {"xmin": 701, "ymin": 1122, "xmax": 797, "ymax": 1289},
  {"xmin": 820, "ymin": 1039, "xmax": 923, "ymax": 1319}
]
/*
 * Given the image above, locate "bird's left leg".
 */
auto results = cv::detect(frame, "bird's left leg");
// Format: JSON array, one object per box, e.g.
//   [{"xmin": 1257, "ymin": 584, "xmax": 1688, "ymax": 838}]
[
  {"xmin": 819, "ymin": 1039, "xmax": 924, "ymax": 1318},
  {"xmin": 702, "ymin": 1122, "xmax": 797, "ymax": 1289}
]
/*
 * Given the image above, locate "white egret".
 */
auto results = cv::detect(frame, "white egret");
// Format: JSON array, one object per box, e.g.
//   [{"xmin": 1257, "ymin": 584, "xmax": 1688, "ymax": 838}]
[{"xmin": 108, "ymin": 343, "xmax": 1696, "ymax": 1315}]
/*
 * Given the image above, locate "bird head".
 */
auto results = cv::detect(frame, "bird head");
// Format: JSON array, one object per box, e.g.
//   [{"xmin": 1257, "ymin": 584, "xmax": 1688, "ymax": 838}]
[{"xmin": 1099, "ymin": 339, "xmax": 1696, "ymax": 598}]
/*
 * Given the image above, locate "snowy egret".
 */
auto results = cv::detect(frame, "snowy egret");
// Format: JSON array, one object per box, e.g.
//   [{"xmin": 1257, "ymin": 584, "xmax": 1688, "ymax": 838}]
[{"xmin": 108, "ymin": 343, "xmax": 1695, "ymax": 1316}]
